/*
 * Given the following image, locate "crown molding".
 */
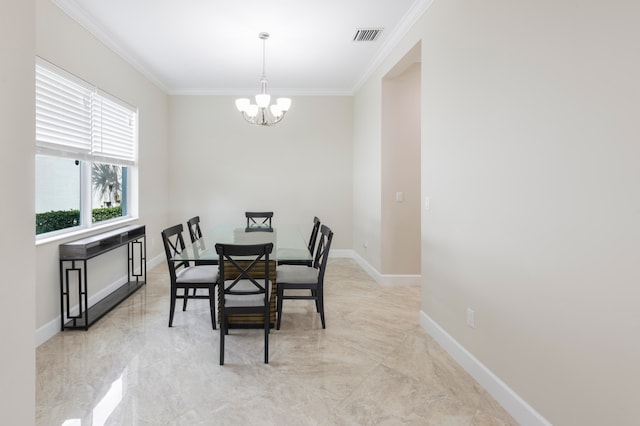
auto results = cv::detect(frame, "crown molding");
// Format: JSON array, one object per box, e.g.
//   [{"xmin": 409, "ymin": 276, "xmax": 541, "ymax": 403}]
[
  {"xmin": 52, "ymin": 0, "xmax": 170, "ymax": 93},
  {"xmin": 167, "ymin": 87, "xmax": 353, "ymax": 97},
  {"xmin": 351, "ymin": 0, "xmax": 433, "ymax": 93}
]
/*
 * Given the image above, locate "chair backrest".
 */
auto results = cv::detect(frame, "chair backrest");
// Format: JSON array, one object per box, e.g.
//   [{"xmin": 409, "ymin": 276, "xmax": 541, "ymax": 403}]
[
  {"xmin": 186, "ymin": 216, "xmax": 203, "ymax": 243},
  {"xmin": 215, "ymin": 243, "xmax": 274, "ymax": 298},
  {"xmin": 308, "ymin": 216, "xmax": 321, "ymax": 256},
  {"xmin": 245, "ymin": 211, "xmax": 273, "ymax": 232},
  {"xmin": 161, "ymin": 224, "xmax": 189, "ymax": 280},
  {"xmin": 313, "ymin": 224, "xmax": 334, "ymax": 284}
]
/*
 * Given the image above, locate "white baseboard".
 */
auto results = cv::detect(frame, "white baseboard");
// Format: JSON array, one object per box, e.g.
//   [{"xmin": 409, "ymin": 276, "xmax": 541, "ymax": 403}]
[
  {"xmin": 347, "ymin": 249, "xmax": 420, "ymax": 285},
  {"xmin": 328, "ymin": 248, "xmax": 354, "ymax": 259},
  {"xmin": 35, "ymin": 317, "xmax": 62, "ymax": 347},
  {"xmin": 379, "ymin": 274, "xmax": 421, "ymax": 285},
  {"xmin": 36, "ymin": 254, "xmax": 164, "ymax": 347},
  {"xmin": 419, "ymin": 311, "xmax": 552, "ymax": 426}
]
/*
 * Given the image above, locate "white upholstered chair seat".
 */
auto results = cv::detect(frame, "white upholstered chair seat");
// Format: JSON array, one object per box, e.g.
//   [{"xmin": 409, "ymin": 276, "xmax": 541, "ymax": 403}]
[
  {"xmin": 176, "ymin": 265, "xmax": 219, "ymax": 283},
  {"xmin": 276, "ymin": 265, "xmax": 318, "ymax": 284}
]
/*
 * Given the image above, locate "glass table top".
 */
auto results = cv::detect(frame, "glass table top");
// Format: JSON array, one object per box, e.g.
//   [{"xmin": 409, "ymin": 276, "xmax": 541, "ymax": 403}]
[{"xmin": 172, "ymin": 225, "xmax": 311, "ymax": 263}]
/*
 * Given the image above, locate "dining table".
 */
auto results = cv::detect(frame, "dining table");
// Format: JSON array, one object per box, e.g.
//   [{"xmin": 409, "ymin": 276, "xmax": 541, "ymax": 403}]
[{"xmin": 172, "ymin": 224, "xmax": 312, "ymax": 327}]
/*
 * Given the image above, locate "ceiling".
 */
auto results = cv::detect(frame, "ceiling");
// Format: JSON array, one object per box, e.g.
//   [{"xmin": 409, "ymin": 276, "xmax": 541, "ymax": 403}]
[{"xmin": 53, "ymin": 0, "xmax": 429, "ymax": 95}]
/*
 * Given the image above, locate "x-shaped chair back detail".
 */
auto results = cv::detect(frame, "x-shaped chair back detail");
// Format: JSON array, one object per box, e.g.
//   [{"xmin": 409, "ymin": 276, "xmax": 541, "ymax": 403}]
[
  {"xmin": 186, "ymin": 216, "xmax": 216, "ymax": 268},
  {"xmin": 245, "ymin": 211, "xmax": 273, "ymax": 232},
  {"xmin": 313, "ymin": 224, "xmax": 334, "ymax": 277},
  {"xmin": 308, "ymin": 216, "xmax": 321, "ymax": 256},
  {"xmin": 162, "ymin": 224, "xmax": 189, "ymax": 280},
  {"xmin": 186, "ymin": 216, "xmax": 203, "ymax": 243},
  {"xmin": 221, "ymin": 254, "xmax": 268, "ymax": 295}
]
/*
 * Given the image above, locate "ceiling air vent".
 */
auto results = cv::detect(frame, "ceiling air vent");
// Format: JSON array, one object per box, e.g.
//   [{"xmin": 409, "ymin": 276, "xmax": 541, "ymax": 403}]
[{"xmin": 353, "ymin": 28, "xmax": 383, "ymax": 42}]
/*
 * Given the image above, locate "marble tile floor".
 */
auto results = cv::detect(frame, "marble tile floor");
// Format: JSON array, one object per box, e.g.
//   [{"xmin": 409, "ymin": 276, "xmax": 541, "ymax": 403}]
[{"xmin": 36, "ymin": 258, "xmax": 517, "ymax": 425}]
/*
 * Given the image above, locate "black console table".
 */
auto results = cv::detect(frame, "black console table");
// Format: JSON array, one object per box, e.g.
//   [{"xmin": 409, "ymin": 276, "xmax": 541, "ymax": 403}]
[{"xmin": 59, "ymin": 224, "xmax": 146, "ymax": 330}]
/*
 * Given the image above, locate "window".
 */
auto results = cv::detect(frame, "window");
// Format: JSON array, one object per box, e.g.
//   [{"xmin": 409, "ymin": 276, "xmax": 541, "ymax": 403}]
[{"xmin": 35, "ymin": 58, "xmax": 138, "ymax": 237}]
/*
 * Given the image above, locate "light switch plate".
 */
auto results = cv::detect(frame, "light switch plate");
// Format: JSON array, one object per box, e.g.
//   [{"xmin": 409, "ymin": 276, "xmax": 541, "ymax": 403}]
[{"xmin": 466, "ymin": 307, "xmax": 476, "ymax": 328}]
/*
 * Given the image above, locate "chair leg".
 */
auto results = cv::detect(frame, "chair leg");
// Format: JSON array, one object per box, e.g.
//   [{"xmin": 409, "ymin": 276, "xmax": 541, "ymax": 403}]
[
  {"xmin": 169, "ymin": 289, "xmax": 177, "ymax": 327},
  {"xmin": 318, "ymin": 289, "xmax": 325, "ymax": 329},
  {"xmin": 312, "ymin": 289, "xmax": 319, "ymax": 312},
  {"xmin": 209, "ymin": 286, "xmax": 217, "ymax": 330},
  {"xmin": 219, "ymin": 311, "xmax": 225, "ymax": 365},
  {"xmin": 264, "ymin": 305, "xmax": 269, "ymax": 364},
  {"xmin": 182, "ymin": 288, "xmax": 189, "ymax": 311},
  {"xmin": 276, "ymin": 287, "xmax": 283, "ymax": 330}
]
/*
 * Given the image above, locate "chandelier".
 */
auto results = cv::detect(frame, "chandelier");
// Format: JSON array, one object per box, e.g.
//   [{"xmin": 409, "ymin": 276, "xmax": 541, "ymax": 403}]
[{"xmin": 235, "ymin": 32, "xmax": 291, "ymax": 126}]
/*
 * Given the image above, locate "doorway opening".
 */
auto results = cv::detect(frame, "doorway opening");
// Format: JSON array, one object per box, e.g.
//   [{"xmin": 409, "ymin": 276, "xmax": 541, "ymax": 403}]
[{"xmin": 381, "ymin": 42, "xmax": 422, "ymax": 276}]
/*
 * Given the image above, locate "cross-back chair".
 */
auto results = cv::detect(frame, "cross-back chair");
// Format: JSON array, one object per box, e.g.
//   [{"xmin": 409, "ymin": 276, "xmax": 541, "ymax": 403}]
[
  {"xmin": 215, "ymin": 242, "xmax": 274, "ymax": 365},
  {"xmin": 161, "ymin": 224, "xmax": 218, "ymax": 329},
  {"xmin": 276, "ymin": 224, "xmax": 334, "ymax": 330}
]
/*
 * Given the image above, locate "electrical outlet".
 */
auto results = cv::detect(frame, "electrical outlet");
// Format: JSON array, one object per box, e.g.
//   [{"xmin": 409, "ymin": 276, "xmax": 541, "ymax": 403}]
[
  {"xmin": 466, "ymin": 308, "xmax": 476, "ymax": 328},
  {"xmin": 363, "ymin": 240, "xmax": 368, "ymax": 248}
]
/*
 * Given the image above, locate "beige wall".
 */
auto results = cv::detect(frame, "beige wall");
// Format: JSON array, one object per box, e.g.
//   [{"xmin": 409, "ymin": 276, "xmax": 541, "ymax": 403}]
[
  {"xmin": 1, "ymin": 1, "xmax": 36, "ymax": 424},
  {"xmin": 168, "ymin": 95, "xmax": 353, "ymax": 249},
  {"xmin": 35, "ymin": 0, "xmax": 170, "ymax": 332},
  {"xmin": 357, "ymin": 0, "xmax": 640, "ymax": 424},
  {"xmin": 353, "ymin": 76, "xmax": 383, "ymax": 270},
  {"xmin": 381, "ymin": 61, "xmax": 421, "ymax": 275}
]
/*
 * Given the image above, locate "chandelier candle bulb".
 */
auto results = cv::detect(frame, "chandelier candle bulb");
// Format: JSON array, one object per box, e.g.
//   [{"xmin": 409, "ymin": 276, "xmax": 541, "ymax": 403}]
[
  {"xmin": 255, "ymin": 93, "xmax": 271, "ymax": 108},
  {"xmin": 277, "ymin": 98, "xmax": 291, "ymax": 111},
  {"xmin": 246, "ymin": 104, "xmax": 259, "ymax": 118},
  {"xmin": 235, "ymin": 32, "xmax": 291, "ymax": 126}
]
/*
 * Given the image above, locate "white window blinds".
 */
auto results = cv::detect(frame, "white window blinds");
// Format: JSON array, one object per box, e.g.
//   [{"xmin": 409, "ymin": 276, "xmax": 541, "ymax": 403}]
[
  {"xmin": 36, "ymin": 59, "xmax": 137, "ymax": 166},
  {"xmin": 35, "ymin": 63, "xmax": 92, "ymax": 157},
  {"xmin": 91, "ymin": 91, "xmax": 137, "ymax": 165}
]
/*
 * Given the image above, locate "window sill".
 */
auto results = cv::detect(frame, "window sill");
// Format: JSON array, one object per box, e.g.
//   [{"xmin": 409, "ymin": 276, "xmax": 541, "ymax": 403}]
[{"xmin": 35, "ymin": 217, "xmax": 139, "ymax": 247}]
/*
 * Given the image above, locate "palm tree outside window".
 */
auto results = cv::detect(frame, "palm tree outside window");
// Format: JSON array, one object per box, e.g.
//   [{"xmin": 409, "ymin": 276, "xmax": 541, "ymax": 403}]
[{"xmin": 92, "ymin": 163, "xmax": 127, "ymax": 223}]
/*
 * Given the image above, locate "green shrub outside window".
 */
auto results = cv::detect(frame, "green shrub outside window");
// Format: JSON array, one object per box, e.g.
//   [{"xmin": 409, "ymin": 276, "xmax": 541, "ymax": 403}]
[{"xmin": 36, "ymin": 206, "xmax": 123, "ymax": 235}]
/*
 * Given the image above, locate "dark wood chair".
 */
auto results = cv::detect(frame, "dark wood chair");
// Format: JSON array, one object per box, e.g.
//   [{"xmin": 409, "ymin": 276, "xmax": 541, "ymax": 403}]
[
  {"xmin": 276, "ymin": 224, "xmax": 333, "ymax": 330},
  {"xmin": 278, "ymin": 216, "xmax": 321, "ymax": 267},
  {"xmin": 161, "ymin": 224, "xmax": 218, "ymax": 329},
  {"xmin": 215, "ymin": 242, "xmax": 274, "ymax": 365},
  {"xmin": 245, "ymin": 211, "xmax": 273, "ymax": 232}
]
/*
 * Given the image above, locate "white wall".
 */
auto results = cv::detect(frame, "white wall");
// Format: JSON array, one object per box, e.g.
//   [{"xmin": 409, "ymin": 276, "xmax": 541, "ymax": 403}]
[
  {"xmin": 168, "ymin": 95, "xmax": 353, "ymax": 249},
  {"xmin": 357, "ymin": 0, "xmax": 640, "ymax": 424},
  {"xmin": 0, "ymin": 1, "xmax": 36, "ymax": 424},
  {"xmin": 35, "ymin": 0, "xmax": 170, "ymax": 333}
]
